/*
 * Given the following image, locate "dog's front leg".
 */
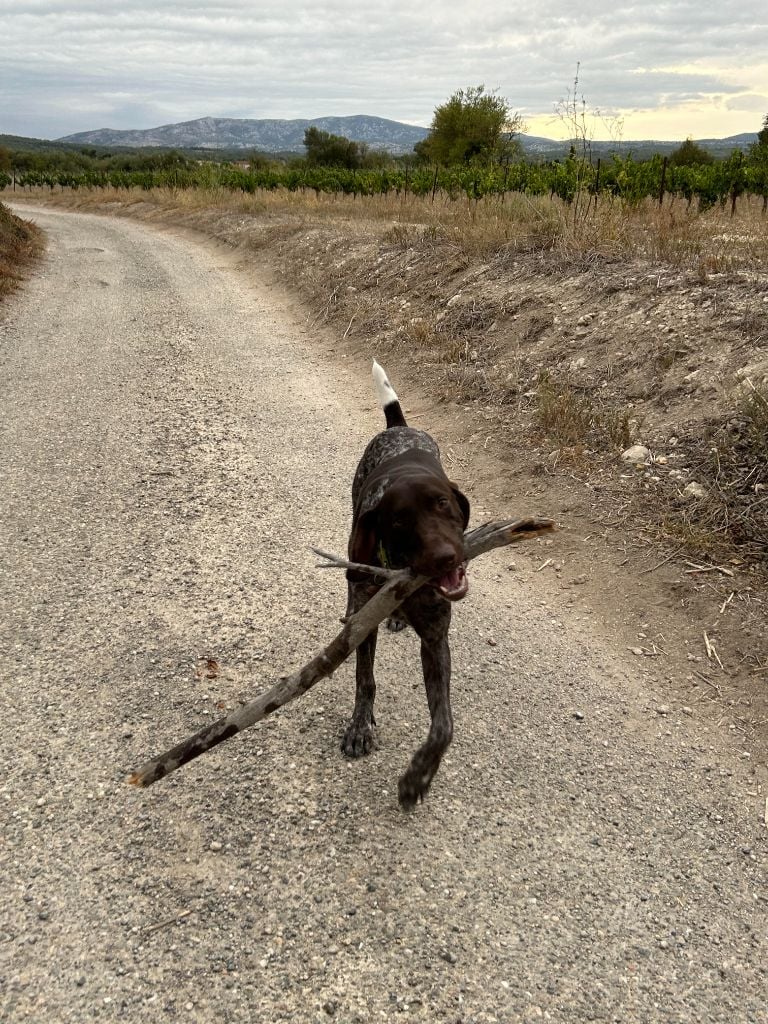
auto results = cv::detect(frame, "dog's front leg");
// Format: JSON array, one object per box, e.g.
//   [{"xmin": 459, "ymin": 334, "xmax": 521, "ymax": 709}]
[
  {"xmin": 398, "ymin": 630, "xmax": 454, "ymax": 809},
  {"xmin": 341, "ymin": 583, "xmax": 379, "ymax": 757}
]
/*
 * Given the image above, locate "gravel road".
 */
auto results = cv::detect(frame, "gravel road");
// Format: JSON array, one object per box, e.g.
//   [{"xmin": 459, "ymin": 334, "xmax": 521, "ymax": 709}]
[{"xmin": 1, "ymin": 205, "xmax": 766, "ymax": 1023}]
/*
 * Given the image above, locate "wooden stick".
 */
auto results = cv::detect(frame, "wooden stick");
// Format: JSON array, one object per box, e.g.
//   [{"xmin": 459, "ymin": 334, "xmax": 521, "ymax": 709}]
[
  {"xmin": 142, "ymin": 909, "xmax": 193, "ymax": 934},
  {"xmin": 128, "ymin": 517, "xmax": 555, "ymax": 788},
  {"xmin": 638, "ymin": 547, "xmax": 682, "ymax": 576},
  {"xmin": 310, "ymin": 547, "xmax": 401, "ymax": 579}
]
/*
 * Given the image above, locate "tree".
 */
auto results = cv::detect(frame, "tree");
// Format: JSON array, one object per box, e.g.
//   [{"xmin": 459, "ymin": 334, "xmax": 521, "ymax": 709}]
[
  {"xmin": 303, "ymin": 127, "xmax": 367, "ymax": 169},
  {"xmin": 419, "ymin": 85, "xmax": 523, "ymax": 166},
  {"xmin": 748, "ymin": 114, "xmax": 768, "ymax": 213},
  {"xmin": 749, "ymin": 113, "xmax": 768, "ymax": 164},
  {"xmin": 669, "ymin": 138, "xmax": 714, "ymax": 167},
  {"xmin": 247, "ymin": 151, "xmax": 272, "ymax": 171}
]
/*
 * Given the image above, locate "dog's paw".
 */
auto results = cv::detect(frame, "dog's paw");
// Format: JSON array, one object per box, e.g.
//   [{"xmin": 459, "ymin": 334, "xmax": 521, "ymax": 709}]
[
  {"xmin": 341, "ymin": 718, "xmax": 377, "ymax": 758},
  {"xmin": 397, "ymin": 770, "xmax": 431, "ymax": 810},
  {"xmin": 386, "ymin": 616, "xmax": 408, "ymax": 634}
]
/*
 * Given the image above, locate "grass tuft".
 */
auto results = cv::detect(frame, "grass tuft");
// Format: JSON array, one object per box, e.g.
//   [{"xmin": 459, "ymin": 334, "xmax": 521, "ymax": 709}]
[
  {"xmin": 534, "ymin": 372, "xmax": 635, "ymax": 449},
  {"xmin": 0, "ymin": 202, "xmax": 44, "ymax": 299}
]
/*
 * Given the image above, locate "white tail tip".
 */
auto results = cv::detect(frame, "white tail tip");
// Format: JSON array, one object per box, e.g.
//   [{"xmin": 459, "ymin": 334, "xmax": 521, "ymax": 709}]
[{"xmin": 372, "ymin": 359, "xmax": 399, "ymax": 408}]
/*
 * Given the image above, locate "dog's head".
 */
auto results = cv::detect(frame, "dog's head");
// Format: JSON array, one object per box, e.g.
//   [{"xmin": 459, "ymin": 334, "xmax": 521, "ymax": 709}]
[{"xmin": 349, "ymin": 472, "xmax": 470, "ymax": 600}]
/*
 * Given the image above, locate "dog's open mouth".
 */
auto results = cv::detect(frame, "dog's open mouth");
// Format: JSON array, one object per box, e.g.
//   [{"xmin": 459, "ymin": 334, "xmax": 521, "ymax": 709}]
[{"xmin": 432, "ymin": 561, "xmax": 469, "ymax": 601}]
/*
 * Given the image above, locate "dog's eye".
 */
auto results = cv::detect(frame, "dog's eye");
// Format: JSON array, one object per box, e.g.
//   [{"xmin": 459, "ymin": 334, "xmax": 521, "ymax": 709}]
[{"xmin": 436, "ymin": 496, "xmax": 450, "ymax": 510}]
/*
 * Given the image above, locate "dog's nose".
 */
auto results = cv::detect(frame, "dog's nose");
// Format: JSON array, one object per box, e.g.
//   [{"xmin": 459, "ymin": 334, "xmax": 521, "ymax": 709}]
[{"xmin": 431, "ymin": 547, "xmax": 459, "ymax": 574}]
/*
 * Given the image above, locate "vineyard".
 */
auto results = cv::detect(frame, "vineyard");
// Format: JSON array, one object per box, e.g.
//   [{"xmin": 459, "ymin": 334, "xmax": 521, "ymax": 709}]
[{"xmin": 3, "ymin": 152, "xmax": 768, "ymax": 211}]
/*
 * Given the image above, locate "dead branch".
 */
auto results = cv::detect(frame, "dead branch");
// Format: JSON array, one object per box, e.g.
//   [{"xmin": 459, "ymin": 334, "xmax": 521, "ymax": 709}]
[
  {"xmin": 310, "ymin": 547, "xmax": 402, "ymax": 579},
  {"xmin": 128, "ymin": 517, "xmax": 555, "ymax": 788}
]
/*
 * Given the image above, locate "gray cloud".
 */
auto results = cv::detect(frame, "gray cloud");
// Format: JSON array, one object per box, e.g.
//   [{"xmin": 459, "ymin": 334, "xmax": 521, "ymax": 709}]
[{"xmin": 0, "ymin": 0, "xmax": 766, "ymax": 139}]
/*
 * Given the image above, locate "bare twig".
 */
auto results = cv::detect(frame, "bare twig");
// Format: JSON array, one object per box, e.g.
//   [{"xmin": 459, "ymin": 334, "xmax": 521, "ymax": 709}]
[
  {"xmin": 142, "ymin": 909, "xmax": 192, "ymax": 934},
  {"xmin": 129, "ymin": 517, "xmax": 555, "ymax": 788},
  {"xmin": 692, "ymin": 670, "xmax": 722, "ymax": 697},
  {"xmin": 704, "ymin": 631, "xmax": 714, "ymax": 659},
  {"xmin": 684, "ymin": 561, "xmax": 735, "ymax": 578},
  {"xmin": 310, "ymin": 547, "xmax": 402, "ymax": 580},
  {"xmin": 745, "ymin": 377, "xmax": 768, "ymax": 409},
  {"xmin": 638, "ymin": 548, "xmax": 682, "ymax": 576},
  {"xmin": 704, "ymin": 631, "xmax": 724, "ymax": 670}
]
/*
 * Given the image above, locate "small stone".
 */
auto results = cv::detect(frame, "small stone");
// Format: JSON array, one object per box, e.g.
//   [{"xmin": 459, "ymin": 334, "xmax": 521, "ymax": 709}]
[
  {"xmin": 573, "ymin": 711, "xmax": 585, "ymax": 721},
  {"xmin": 209, "ymin": 841, "xmax": 223, "ymax": 852},
  {"xmin": 621, "ymin": 444, "xmax": 651, "ymax": 464},
  {"xmin": 75, "ymin": 976, "xmax": 86, "ymax": 988},
  {"xmin": 323, "ymin": 1001, "xmax": 338, "ymax": 1016},
  {"xmin": 629, "ymin": 647, "xmax": 644, "ymax": 656},
  {"xmin": 440, "ymin": 950, "xmax": 457, "ymax": 964},
  {"xmin": 681, "ymin": 481, "xmax": 707, "ymax": 501},
  {"xmin": 656, "ymin": 705, "xmax": 670, "ymax": 715}
]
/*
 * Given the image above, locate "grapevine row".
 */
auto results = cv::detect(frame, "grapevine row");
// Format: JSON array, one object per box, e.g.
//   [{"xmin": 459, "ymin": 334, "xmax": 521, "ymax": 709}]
[{"xmin": 5, "ymin": 153, "xmax": 767, "ymax": 210}]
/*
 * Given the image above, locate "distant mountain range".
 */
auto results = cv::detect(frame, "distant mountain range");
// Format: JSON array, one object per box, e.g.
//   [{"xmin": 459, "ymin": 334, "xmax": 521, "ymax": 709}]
[
  {"xmin": 40, "ymin": 115, "xmax": 761, "ymax": 160},
  {"xmin": 58, "ymin": 115, "xmax": 430, "ymax": 155}
]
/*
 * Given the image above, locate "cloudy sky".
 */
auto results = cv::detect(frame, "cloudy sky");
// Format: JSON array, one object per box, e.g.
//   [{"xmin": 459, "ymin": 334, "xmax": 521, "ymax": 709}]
[{"xmin": 2, "ymin": 0, "xmax": 766, "ymax": 142}]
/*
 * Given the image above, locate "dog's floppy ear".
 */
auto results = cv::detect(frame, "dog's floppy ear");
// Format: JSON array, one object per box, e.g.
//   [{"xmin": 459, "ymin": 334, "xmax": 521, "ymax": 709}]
[
  {"xmin": 347, "ymin": 508, "xmax": 378, "ymax": 579},
  {"xmin": 450, "ymin": 484, "xmax": 470, "ymax": 530}
]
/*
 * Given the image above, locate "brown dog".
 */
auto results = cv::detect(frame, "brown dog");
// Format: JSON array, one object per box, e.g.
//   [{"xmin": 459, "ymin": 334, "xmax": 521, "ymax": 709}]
[{"xmin": 342, "ymin": 361, "xmax": 470, "ymax": 808}]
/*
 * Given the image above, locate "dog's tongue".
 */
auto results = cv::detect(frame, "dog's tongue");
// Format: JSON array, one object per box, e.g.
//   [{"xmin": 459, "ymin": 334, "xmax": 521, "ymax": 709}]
[{"xmin": 436, "ymin": 562, "xmax": 469, "ymax": 600}]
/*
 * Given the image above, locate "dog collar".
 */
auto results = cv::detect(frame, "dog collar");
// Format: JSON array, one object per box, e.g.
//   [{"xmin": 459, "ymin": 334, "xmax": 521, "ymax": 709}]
[{"xmin": 376, "ymin": 540, "xmax": 391, "ymax": 568}]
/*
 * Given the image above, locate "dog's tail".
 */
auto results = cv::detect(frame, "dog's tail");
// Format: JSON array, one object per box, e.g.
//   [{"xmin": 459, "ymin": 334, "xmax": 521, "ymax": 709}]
[{"xmin": 372, "ymin": 359, "xmax": 406, "ymax": 428}]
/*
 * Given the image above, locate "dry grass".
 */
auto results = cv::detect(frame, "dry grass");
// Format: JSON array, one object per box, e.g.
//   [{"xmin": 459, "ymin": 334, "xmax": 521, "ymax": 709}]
[
  {"xmin": 652, "ymin": 383, "xmax": 768, "ymax": 564},
  {"xmin": 22, "ymin": 184, "xmax": 768, "ymax": 272},
  {"xmin": 534, "ymin": 372, "xmax": 634, "ymax": 449},
  {"xmin": 0, "ymin": 202, "xmax": 44, "ymax": 300}
]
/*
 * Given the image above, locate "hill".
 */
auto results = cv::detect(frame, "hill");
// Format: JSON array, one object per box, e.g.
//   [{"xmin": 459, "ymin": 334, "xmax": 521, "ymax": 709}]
[
  {"xmin": 57, "ymin": 115, "xmax": 430, "ymax": 155},
  {"xmin": 7, "ymin": 117, "xmax": 759, "ymax": 162}
]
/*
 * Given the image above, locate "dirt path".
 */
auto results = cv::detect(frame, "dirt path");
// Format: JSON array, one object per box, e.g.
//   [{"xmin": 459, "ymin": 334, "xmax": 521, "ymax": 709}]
[{"xmin": 1, "ymin": 205, "xmax": 766, "ymax": 1023}]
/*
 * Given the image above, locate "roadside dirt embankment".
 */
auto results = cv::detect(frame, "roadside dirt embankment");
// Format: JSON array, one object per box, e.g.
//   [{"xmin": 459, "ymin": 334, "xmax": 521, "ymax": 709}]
[{"xmin": 0, "ymin": 200, "xmax": 43, "ymax": 299}]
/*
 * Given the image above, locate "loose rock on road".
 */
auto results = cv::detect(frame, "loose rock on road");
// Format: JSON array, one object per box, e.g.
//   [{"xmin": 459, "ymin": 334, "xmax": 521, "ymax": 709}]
[{"xmin": 1, "ymin": 205, "xmax": 765, "ymax": 1023}]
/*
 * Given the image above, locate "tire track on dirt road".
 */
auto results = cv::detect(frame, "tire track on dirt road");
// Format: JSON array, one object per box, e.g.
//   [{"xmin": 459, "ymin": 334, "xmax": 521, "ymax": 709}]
[{"xmin": 1, "ymin": 205, "xmax": 765, "ymax": 1023}]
